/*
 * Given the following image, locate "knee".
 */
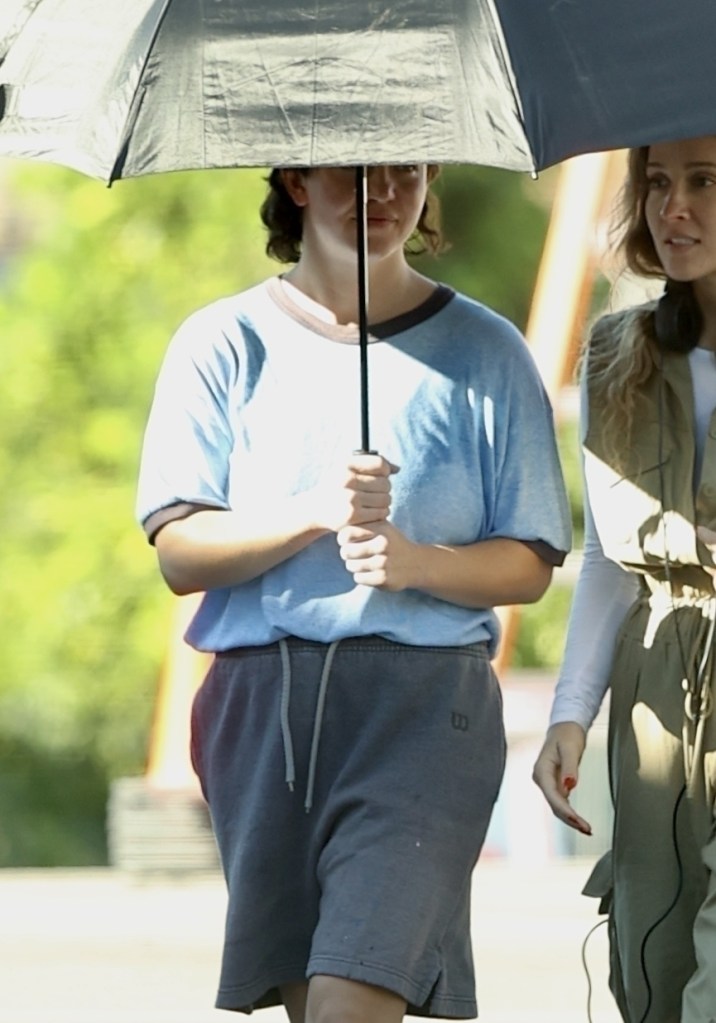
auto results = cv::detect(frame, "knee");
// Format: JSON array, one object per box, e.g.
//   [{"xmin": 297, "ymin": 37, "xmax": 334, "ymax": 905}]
[
  {"xmin": 306, "ymin": 977, "xmax": 362, "ymax": 1023},
  {"xmin": 306, "ymin": 975, "xmax": 405, "ymax": 1023},
  {"xmin": 307, "ymin": 993, "xmax": 359, "ymax": 1023}
]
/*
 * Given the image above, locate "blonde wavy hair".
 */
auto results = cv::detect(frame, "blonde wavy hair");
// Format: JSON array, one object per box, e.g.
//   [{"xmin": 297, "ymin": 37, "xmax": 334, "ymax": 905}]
[{"xmin": 586, "ymin": 146, "xmax": 665, "ymax": 454}]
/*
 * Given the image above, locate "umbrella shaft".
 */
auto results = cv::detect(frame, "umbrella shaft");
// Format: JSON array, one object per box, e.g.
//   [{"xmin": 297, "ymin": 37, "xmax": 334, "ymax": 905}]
[{"xmin": 356, "ymin": 166, "xmax": 372, "ymax": 454}]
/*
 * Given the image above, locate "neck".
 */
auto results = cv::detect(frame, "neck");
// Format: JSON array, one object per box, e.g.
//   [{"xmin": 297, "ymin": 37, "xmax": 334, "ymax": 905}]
[{"xmin": 284, "ymin": 255, "xmax": 434, "ymax": 326}]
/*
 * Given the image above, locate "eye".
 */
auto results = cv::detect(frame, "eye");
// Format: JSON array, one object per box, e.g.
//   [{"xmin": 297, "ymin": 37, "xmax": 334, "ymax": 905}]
[
  {"xmin": 692, "ymin": 173, "xmax": 716, "ymax": 188},
  {"xmin": 646, "ymin": 174, "xmax": 668, "ymax": 190}
]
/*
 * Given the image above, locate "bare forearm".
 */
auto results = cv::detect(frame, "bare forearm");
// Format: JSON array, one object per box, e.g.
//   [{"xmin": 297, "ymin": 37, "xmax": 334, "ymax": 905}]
[
  {"xmin": 338, "ymin": 526, "xmax": 554, "ymax": 607},
  {"xmin": 414, "ymin": 537, "xmax": 553, "ymax": 608},
  {"xmin": 154, "ymin": 500, "xmax": 328, "ymax": 594},
  {"xmin": 153, "ymin": 453, "xmax": 398, "ymax": 594}
]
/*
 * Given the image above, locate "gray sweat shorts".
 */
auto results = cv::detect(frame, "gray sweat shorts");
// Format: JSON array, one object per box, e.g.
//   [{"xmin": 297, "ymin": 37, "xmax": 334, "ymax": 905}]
[{"xmin": 190, "ymin": 636, "xmax": 506, "ymax": 1019}]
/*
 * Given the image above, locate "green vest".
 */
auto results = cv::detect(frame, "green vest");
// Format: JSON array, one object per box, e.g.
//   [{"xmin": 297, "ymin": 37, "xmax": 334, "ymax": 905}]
[{"xmin": 583, "ymin": 305, "xmax": 716, "ymax": 599}]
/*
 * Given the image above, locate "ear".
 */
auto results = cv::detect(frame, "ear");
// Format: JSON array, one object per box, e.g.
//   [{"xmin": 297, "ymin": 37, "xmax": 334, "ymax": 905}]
[{"xmin": 281, "ymin": 169, "xmax": 309, "ymax": 208}]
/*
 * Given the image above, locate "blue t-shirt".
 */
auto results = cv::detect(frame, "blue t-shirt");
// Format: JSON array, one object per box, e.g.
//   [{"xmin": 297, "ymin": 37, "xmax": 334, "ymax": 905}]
[{"xmin": 136, "ymin": 277, "xmax": 571, "ymax": 654}]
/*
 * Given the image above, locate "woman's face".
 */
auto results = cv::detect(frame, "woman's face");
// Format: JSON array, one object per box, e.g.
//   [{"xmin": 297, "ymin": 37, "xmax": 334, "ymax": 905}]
[
  {"xmin": 644, "ymin": 136, "xmax": 716, "ymax": 284},
  {"xmin": 282, "ymin": 165, "xmax": 430, "ymax": 266}
]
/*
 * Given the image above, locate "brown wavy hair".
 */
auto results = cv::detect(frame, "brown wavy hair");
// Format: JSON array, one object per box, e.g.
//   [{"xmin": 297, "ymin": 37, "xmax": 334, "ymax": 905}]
[{"xmin": 260, "ymin": 166, "xmax": 446, "ymax": 264}]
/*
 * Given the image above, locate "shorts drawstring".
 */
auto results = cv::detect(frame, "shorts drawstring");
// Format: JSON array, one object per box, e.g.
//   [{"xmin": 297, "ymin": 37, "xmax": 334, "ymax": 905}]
[
  {"xmin": 305, "ymin": 641, "xmax": 339, "ymax": 813},
  {"xmin": 278, "ymin": 638, "xmax": 340, "ymax": 812},
  {"xmin": 279, "ymin": 639, "xmax": 295, "ymax": 791}
]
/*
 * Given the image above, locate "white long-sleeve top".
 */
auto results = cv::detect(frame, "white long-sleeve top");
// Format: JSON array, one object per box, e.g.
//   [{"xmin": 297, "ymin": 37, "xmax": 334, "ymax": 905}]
[{"xmin": 549, "ymin": 346, "xmax": 716, "ymax": 732}]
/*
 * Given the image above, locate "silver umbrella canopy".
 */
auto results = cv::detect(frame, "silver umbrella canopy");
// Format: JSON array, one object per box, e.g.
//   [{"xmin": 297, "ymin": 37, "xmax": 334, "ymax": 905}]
[{"xmin": 3, "ymin": 0, "xmax": 716, "ymax": 447}]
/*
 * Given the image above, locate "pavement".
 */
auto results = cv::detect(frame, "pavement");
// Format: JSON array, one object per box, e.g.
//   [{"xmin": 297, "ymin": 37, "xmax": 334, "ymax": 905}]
[{"xmin": 0, "ymin": 859, "xmax": 620, "ymax": 1023}]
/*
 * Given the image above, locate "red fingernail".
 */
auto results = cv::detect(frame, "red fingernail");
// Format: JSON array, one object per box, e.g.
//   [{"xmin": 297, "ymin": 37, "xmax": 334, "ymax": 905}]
[
  {"xmin": 567, "ymin": 815, "xmax": 592, "ymax": 835},
  {"xmin": 564, "ymin": 776, "xmax": 576, "ymax": 792}
]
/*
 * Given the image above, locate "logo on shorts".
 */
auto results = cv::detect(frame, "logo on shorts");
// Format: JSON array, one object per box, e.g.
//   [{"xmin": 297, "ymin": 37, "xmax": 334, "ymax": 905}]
[{"xmin": 451, "ymin": 711, "xmax": 469, "ymax": 732}]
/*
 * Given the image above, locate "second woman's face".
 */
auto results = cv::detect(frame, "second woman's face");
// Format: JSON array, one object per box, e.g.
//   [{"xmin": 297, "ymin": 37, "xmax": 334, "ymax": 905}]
[
  {"xmin": 644, "ymin": 136, "xmax": 716, "ymax": 284},
  {"xmin": 285, "ymin": 165, "xmax": 430, "ymax": 264}
]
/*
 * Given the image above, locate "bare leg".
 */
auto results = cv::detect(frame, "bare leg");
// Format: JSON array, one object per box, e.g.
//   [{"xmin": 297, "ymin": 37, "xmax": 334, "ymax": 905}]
[
  {"xmin": 280, "ymin": 981, "xmax": 309, "ymax": 1023},
  {"xmin": 305, "ymin": 975, "xmax": 406, "ymax": 1023}
]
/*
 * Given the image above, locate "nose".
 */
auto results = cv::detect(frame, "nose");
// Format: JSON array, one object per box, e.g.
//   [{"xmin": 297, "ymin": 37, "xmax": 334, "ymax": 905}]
[
  {"xmin": 367, "ymin": 166, "xmax": 395, "ymax": 201},
  {"xmin": 659, "ymin": 185, "xmax": 689, "ymax": 220}
]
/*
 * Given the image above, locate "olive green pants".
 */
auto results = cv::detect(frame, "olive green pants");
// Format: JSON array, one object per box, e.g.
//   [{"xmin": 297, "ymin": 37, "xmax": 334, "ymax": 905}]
[{"xmin": 584, "ymin": 596, "xmax": 716, "ymax": 1023}]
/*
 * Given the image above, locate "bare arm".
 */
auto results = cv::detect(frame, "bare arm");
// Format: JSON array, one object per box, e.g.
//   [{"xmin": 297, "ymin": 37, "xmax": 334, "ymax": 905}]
[
  {"xmin": 337, "ymin": 523, "xmax": 554, "ymax": 607},
  {"xmin": 154, "ymin": 453, "xmax": 398, "ymax": 595},
  {"xmin": 154, "ymin": 498, "xmax": 328, "ymax": 595},
  {"xmin": 416, "ymin": 534, "xmax": 553, "ymax": 606}
]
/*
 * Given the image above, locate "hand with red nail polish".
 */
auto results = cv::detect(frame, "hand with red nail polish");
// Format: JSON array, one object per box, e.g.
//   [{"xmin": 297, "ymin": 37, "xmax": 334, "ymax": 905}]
[{"xmin": 532, "ymin": 722, "xmax": 592, "ymax": 835}]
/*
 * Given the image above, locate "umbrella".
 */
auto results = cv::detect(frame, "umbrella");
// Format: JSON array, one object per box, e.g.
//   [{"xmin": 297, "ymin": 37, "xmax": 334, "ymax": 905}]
[
  {"xmin": 4, "ymin": 0, "xmax": 716, "ymax": 179},
  {"xmin": 3, "ymin": 0, "xmax": 716, "ymax": 446}
]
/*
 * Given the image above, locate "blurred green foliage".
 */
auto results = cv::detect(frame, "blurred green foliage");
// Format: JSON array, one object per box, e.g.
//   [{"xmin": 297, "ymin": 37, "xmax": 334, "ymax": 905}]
[
  {"xmin": 423, "ymin": 165, "xmax": 557, "ymax": 329},
  {"xmin": 0, "ymin": 158, "xmax": 574, "ymax": 865},
  {"xmin": 515, "ymin": 415, "xmax": 585, "ymax": 671}
]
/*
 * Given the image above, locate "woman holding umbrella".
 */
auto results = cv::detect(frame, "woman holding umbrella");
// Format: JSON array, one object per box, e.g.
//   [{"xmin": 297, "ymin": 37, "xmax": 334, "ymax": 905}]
[
  {"xmin": 137, "ymin": 163, "xmax": 571, "ymax": 1022},
  {"xmin": 534, "ymin": 135, "xmax": 716, "ymax": 1023}
]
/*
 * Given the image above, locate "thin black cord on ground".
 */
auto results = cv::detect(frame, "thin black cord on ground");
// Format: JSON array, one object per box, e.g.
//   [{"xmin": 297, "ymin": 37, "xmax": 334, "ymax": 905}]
[{"xmin": 581, "ymin": 917, "xmax": 607, "ymax": 1023}]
